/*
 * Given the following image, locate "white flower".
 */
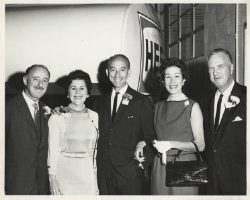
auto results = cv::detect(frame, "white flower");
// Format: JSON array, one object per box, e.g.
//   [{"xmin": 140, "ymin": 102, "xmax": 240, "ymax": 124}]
[
  {"xmin": 224, "ymin": 95, "xmax": 240, "ymax": 109},
  {"xmin": 42, "ymin": 106, "xmax": 51, "ymax": 118},
  {"xmin": 122, "ymin": 98, "xmax": 129, "ymax": 105},
  {"xmin": 123, "ymin": 93, "xmax": 133, "ymax": 100},
  {"xmin": 184, "ymin": 100, "xmax": 189, "ymax": 107},
  {"xmin": 122, "ymin": 93, "xmax": 133, "ymax": 105},
  {"xmin": 230, "ymin": 95, "xmax": 240, "ymax": 105}
]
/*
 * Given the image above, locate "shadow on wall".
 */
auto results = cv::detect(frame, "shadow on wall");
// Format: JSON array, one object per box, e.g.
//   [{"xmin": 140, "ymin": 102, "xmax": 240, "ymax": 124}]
[
  {"xmin": 151, "ymin": 57, "xmax": 215, "ymax": 104},
  {"xmin": 5, "ymin": 60, "xmax": 115, "ymax": 109},
  {"xmin": 6, "ymin": 71, "xmax": 25, "ymax": 97},
  {"xmin": 97, "ymin": 59, "xmax": 113, "ymax": 94},
  {"xmin": 142, "ymin": 69, "xmax": 164, "ymax": 103},
  {"xmin": 5, "ymin": 71, "xmax": 69, "ymax": 108},
  {"xmin": 185, "ymin": 57, "xmax": 215, "ymax": 104}
]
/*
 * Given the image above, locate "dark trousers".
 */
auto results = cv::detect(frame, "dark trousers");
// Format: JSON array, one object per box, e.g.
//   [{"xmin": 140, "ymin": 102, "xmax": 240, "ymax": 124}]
[
  {"xmin": 100, "ymin": 159, "xmax": 141, "ymax": 195},
  {"xmin": 207, "ymin": 170, "xmax": 223, "ymax": 195}
]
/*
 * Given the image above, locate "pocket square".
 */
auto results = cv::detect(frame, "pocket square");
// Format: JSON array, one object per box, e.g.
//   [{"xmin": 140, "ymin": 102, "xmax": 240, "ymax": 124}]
[
  {"xmin": 232, "ymin": 116, "xmax": 243, "ymax": 122},
  {"xmin": 128, "ymin": 115, "xmax": 134, "ymax": 119}
]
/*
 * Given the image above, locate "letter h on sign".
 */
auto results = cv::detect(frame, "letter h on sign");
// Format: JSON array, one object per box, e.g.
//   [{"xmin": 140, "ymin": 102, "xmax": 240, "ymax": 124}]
[{"xmin": 145, "ymin": 39, "xmax": 163, "ymax": 73}]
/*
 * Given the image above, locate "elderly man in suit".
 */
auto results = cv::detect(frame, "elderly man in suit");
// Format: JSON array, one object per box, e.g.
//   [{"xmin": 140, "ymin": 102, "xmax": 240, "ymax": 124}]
[
  {"xmin": 203, "ymin": 48, "xmax": 246, "ymax": 195},
  {"xmin": 5, "ymin": 64, "xmax": 51, "ymax": 194},
  {"xmin": 96, "ymin": 54, "xmax": 155, "ymax": 195}
]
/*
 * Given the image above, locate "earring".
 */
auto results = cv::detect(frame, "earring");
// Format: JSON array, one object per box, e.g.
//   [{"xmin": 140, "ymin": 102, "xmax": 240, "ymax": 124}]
[{"xmin": 182, "ymin": 79, "xmax": 186, "ymax": 86}]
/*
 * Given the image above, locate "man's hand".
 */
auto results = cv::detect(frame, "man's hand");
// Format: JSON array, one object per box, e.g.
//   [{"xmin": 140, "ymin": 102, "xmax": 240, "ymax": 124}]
[
  {"xmin": 51, "ymin": 106, "xmax": 68, "ymax": 115},
  {"xmin": 134, "ymin": 141, "xmax": 146, "ymax": 164}
]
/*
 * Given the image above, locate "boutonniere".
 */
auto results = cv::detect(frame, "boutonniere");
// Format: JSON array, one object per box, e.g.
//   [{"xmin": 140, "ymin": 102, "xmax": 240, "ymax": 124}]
[
  {"xmin": 42, "ymin": 106, "xmax": 51, "ymax": 118},
  {"xmin": 184, "ymin": 100, "xmax": 189, "ymax": 107},
  {"xmin": 122, "ymin": 93, "xmax": 133, "ymax": 105},
  {"xmin": 59, "ymin": 106, "xmax": 72, "ymax": 119},
  {"xmin": 224, "ymin": 95, "xmax": 240, "ymax": 109}
]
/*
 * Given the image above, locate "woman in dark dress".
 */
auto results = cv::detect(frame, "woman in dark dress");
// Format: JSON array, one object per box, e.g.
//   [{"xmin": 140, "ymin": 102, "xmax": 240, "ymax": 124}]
[{"xmin": 151, "ymin": 58, "xmax": 205, "ymax": 195}]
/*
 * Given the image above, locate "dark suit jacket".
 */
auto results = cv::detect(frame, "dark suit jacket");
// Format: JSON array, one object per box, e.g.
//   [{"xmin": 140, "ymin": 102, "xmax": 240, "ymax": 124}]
[
  {"xmin": 96, "ymin": 86, "xmax": 155, "ymax": 191},
  {"xmin": 5, "ymin": 94, "xmax": 49, "ymax": 195},
  {"xmin": 202, "ymin": 82, "xmax": 246, "ymax": 195}
]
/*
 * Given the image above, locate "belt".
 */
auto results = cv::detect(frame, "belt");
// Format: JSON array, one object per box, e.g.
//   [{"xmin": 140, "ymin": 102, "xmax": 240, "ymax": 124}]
[{"xmin": 62, "ymin": 152, "xmax": 89, "ymax": 158}]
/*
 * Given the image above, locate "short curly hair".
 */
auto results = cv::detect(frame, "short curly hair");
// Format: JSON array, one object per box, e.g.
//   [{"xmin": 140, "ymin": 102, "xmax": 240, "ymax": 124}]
[
  {"xmin": 66, "ymin": 69, "xmax": 92, "ymax": 94},
  {"xmin": 158, "ymin": 58, "xmax": 188, "ymax": 84}
]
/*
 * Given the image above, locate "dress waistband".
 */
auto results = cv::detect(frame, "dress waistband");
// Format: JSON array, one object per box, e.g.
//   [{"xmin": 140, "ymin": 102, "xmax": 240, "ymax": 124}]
[
  {"xmin": 62, "ymin": 152, "xmax": 89, "ymax": 158},
  {"xmin": 167, "ymin": 149, "xmax": 195, "ymax": 156}
]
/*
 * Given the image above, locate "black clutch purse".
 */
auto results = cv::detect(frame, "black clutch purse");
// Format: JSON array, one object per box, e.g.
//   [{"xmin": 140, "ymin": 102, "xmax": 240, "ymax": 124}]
[{"xmin": 165, "ymin": 141, "xmax": 208, "ymax": 187}]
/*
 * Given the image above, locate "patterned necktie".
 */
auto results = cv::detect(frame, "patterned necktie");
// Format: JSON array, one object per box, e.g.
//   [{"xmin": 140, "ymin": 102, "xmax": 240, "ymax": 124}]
[
  {"xmin": 33, "ymin": 103, "xmax": 39, "ymax": 124},
  {"xmin": 214, "ymin": 94, "xmax": 223, "ymax": 130},
  {"xmin": 112, "ymin": 92, "xmax": 119, "ymax": 121}
]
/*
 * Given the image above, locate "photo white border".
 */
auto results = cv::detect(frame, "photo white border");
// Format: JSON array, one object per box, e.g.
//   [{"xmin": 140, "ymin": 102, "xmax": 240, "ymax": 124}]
[{"xmin": 1, "ymin": 0, "xmax": 249, "ymax": 200}]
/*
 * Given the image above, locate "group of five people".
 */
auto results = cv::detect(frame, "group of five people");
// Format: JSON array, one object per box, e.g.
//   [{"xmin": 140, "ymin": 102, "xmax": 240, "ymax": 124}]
[{"xmin": 5, "ymin": 48, "xmax": 246, "ymax": 195}]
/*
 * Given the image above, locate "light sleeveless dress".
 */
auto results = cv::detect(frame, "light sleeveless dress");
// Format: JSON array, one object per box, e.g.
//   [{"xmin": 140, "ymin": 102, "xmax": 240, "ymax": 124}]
[
  {"xmin": 151, "ymin": 99, "xmax": 199, "ymax": 195},
  {"xmin": 48, "ymin": 107, "xmax": 99, "ymax": 195}
]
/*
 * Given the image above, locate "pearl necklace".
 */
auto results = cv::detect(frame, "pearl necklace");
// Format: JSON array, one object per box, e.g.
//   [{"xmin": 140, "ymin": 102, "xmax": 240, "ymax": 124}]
[{"xmin": 68, "ymin": 103, "xmax": 86, "ymax": 112}]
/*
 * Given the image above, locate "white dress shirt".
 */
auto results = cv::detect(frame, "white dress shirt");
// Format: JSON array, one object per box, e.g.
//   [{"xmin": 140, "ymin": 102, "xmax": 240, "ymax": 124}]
[
  {"xmin": 22, "ymin": 91, "xmax": 39, "ymax": 120},
  {"xmin": 111, "ymin": 84, "xmax": 128, "ymax": 115},
  {"xmin": 214, "ymin": 80, "xmax": 235, "ymax": 124}
]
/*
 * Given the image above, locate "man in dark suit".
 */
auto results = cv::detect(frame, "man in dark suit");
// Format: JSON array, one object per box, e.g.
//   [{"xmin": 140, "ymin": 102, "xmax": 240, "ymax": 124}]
[
  {"xmin": 96, "ymin": 54, "xmax": 155, "ymax": 195},
  {"xmin": 5, "ymin": 64, "xmax": 51, "ymax": 194},
  {"xmin": 203, "ymin": 48, "xmax": 246, "ymax": 195}
]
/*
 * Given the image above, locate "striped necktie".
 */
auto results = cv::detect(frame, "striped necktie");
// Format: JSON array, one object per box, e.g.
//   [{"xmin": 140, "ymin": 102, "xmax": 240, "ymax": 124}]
[{"xmin": 33, "ymin": 103, "xmax": 39, "ymax": 124}]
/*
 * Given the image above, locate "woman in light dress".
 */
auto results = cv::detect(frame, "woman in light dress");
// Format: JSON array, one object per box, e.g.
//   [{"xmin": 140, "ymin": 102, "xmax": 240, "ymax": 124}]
[
  {"xmin": 151, "ymin": 58, "xmax": 205, "ymax": 195},
  {"xmin": 48, "ymin": 70, "xmax": 99, "ymax": 195}
]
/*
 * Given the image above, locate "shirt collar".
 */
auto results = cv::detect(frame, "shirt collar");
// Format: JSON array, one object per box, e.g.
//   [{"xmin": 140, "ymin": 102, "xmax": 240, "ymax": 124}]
[
  {"xmin": 112, "ymin": 84, "xmax": 128, "ymax": 97},
  {"xmin": 22, "ymin": 91, "xmax": 39, "ymax": 107},
  {"xmin": 216, "ymin": 80, "xmax": 235, "ymax": 100}
]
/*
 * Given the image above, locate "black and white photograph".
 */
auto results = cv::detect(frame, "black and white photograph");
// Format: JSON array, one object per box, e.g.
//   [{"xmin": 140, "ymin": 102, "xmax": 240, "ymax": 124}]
[{"xmin": 1, "ymin": 0, "xmax": 249, "ymax": 198}]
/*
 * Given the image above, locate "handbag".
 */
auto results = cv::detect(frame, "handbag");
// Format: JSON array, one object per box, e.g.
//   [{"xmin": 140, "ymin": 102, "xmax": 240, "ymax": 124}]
[{"xmin": 165, "ymin": 141, "xmax": 208, "ymax": 186}]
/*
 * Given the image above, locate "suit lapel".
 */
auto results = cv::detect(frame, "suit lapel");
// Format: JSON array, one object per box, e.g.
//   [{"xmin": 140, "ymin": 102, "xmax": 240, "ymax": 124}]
[
  {"xmin": 37, "ymin": 103, "xmax": 43, "ymax": 145},
  {"xmin": 113, "ymin": 102, "xmax": 126, "ymax": 123},
  {"xmin": 17, "ymin": 94, "xmax": 40, "ymax": 146},
  {"xmin": 209, "ymin": 93, "xmax": 215, "ymax": 133},
  {"xmin": 106, "ymin": 92, "xmax": 112, "ymax": 124},
  {"xmin": 112, "ymin": 87, "xmax": 134, "ymax": 123},
  {"xmin": 214, "ymin": 83, "xmax": 241, "ymax": 145},
  {"xmin": 38, "ymin": 103, "xmax": 49, "ymax": 147},
  {"xmin": 17, "ymin": 95, "xmax": 36, "ymax": 131}
]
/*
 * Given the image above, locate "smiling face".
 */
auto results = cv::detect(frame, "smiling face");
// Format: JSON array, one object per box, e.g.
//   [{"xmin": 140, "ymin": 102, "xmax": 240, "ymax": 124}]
[
  {"xmin": 23, "ymin": 66, "xmax": 50, "ymax": 101},
  {"xmin": 208, "ymin": 52, "xmax": 234, "ymax": 93},
  {"xmin": 107, "ymin": 57, "xmax": 131, "ymax": 91},
  {"xmin": 164, "ymin": 66, "xmax": 185, "ymax": 96},
  {"xmin": 68, "ymin": 79, "xmax": 88, "ymax": 106}
]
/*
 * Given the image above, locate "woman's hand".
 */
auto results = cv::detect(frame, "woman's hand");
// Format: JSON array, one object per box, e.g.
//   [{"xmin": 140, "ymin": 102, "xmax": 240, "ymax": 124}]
[
  {"xmin": 51, "ymin": 106, "xmax": 70, "ymax": 115},
  {"xmin": 153, "ymin": 140, "xmax": 172, "ymax": 165},
  {"xmin": 49, "ymin": 174, "xmax": 63, "ymax": 195}
]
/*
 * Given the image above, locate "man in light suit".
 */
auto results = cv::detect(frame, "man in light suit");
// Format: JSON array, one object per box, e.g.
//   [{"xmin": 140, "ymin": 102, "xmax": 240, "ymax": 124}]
[
  {"xmin": 203, "ymin": 48, "xmax": 246, "ymax": 195},
  {"xmin": 96, "ymin": 54, "xmax": 155, "ymax": 195},
  {"xmin": 5, "ymin": 64, "xmax": 51, "ymax": 194}
]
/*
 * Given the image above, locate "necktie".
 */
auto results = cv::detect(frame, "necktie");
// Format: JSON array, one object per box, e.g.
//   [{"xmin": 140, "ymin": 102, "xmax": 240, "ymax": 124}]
[
  {"xmin": 214, "ymin": 94, "xmax": 223, "ymax": 130},
  {"xmin": 112, "ymin": 92, "xmax": 119, "ymax": 121},
  {"xmin": 33, "ymin": 103, "xmax": 39, "ymax": 124}
]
